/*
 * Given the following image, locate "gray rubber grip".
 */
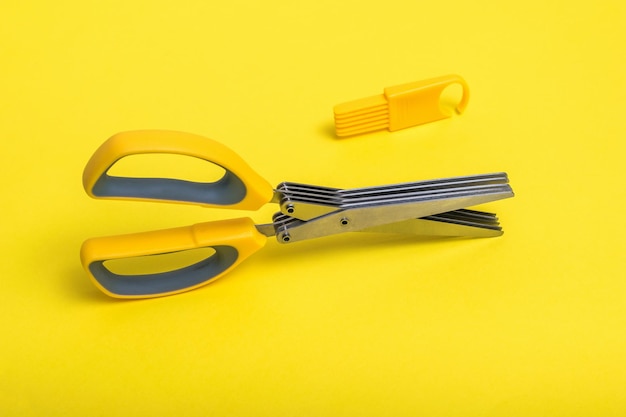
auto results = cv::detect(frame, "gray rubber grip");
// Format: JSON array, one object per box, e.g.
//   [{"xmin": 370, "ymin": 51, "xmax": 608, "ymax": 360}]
[
  {"xmin": 91, "ymin": 169, "xmax": 247, "ymax": 205},
  {"xmin": 89, "ymin": 246, "xmax": 239, "ymax": 297}
]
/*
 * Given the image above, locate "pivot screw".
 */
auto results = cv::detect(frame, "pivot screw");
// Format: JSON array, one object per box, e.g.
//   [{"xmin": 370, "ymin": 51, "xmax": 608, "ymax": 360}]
[
  {"xmin": 340, "ymin": 217, "xmax": 350, "ymax": 226},
  {"xmin": 281, "ymin": 233, "xmax": 291, "ymax": 243},
  {"xmin": 286, "ymin": 204, "xmax": 295, "ymax": 214}
]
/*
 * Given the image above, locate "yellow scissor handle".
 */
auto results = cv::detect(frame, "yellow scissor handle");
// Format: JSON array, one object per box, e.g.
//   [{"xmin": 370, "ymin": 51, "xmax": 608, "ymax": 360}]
[
  {"xmin": 83, "ymin": 130, "xmax": 274, "ymax": 210},
  {"xmin": 80, "ymin": 217, "xmax": 267, "ymax": 298}
]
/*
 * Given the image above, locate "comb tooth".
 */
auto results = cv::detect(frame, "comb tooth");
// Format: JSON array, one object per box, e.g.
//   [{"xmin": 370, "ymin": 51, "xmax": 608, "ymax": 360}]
[
  {"xmin": 335, "ymin": 111, "xmax": 390, "ymax": 129},
  {"xmin": 334, "ymin": 106, "xmax": 389, "ymax": 122},
  {"xmin": 335, "ymin": 109, "xmax": 389, "ymax": 122},
  {"xmin": 334, "ymin": 94, "xmax": 390, "ymax": 137},
  {"xmin": 335, "ymin": 107, "xmax": 389, "ymax": 122},
  {"xmin": 334, "ymin": 94, "xmax": 387, "ymax": 116},
  {"xmin": 336, "ymin": 121, "xmax": 390, "ymax": 137}
]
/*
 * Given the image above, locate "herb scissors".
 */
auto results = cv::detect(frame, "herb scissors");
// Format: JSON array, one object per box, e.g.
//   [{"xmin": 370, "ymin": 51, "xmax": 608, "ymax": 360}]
[{"xmin": 81, "ymin": 130, "xmax": 514, "ymax": 298}]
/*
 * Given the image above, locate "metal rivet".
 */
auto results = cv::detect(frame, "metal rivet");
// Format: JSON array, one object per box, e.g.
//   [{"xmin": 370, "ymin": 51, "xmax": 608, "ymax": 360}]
[
  {"xmin": 340, "ymin": 217, "xmax": 349, "ymax": 226},
  {"xmin": 281, "ymin": 233, "xmax": 291, "ymax": 242},
  {"xmin": 286, "ymin": 204, "xmax": 295, "ymax": 214}
]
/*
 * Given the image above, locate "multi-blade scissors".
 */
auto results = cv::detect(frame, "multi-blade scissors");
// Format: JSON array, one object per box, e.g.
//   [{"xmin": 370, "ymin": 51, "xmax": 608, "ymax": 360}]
[{"xmin": 80, "ymin": 130, "xmax": 514, "ymax": 299}]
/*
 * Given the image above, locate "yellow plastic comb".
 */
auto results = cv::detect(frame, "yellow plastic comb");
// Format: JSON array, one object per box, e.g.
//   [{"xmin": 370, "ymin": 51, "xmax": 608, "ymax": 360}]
[{"xmin": 333, "ymin": 74, "xmax": 469, "ymax": 137}]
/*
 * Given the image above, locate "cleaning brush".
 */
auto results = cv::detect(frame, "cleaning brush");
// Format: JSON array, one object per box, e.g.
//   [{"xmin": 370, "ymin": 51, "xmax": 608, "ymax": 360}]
[{"xmin": 333, "ymin": 74, "xmax": 469, "ymax": 137}]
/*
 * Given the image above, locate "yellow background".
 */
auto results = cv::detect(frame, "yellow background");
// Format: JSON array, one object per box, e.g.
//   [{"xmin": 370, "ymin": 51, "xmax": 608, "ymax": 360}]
[{"xmin": 1, "ymin": 1, "xmax": 624, "ymax": 415}]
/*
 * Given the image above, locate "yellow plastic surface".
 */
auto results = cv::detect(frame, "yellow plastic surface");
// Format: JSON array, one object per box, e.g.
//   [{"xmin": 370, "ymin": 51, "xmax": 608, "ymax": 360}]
[
  {"xmin": 81, "ymin": 217, "xmax": 267, "ymax": 298},
  {"xmin": 83, "ymin": 130, "xmax": 274, "ymax": 210},
  {"xmin": 2, "ymin": 1, "xmax": 625, "ymax": 416},
  {"xmin": 334, "ymin": 74, "xmax": 469, "ymax": 137},
  {"xmin": 385, "ymin": 74, "xmax": 469, "ymax": 131}
]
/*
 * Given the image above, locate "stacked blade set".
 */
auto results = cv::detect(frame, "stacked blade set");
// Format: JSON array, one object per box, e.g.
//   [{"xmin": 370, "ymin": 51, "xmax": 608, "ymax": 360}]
[{"xmin": 266, "ymin": 173, "xmax": 514, "ymax": 243}]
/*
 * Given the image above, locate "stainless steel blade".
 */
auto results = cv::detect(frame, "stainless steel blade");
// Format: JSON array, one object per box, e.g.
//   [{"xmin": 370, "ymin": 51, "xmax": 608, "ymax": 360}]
[{"xmin": 274, "ymin": 188, "xmax": 514, "ymax": 243}]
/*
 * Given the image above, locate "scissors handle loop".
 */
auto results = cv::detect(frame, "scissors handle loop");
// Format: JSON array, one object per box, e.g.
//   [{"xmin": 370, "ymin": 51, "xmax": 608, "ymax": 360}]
[
  {"xmin": 80, "ymin": 217, "xmax": 267, "ymax": 298},
  {"xmin": 83, "ymin": 130, "xmax": 274, "ymax": 210}
]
